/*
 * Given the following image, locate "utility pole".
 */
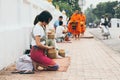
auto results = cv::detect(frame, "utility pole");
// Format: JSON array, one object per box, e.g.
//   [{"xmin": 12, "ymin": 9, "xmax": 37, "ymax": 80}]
[{"xmin": 78, "ymin": 0, "xmax": 85, "ymax": 12}]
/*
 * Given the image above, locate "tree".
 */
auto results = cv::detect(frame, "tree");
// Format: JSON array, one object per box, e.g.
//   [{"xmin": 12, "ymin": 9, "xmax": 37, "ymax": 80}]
[
  {"xmin": 85, "ymin": 5, "xmax": 97, "ymax": 26},
  {"xmin": 92, "ymin": 1, "xmax": 118, "ymax": 19},
  {"xmin": 52, "ymin": 0, "xmax": 81, "ymax": 17},
  {"xmin": 114, "ymin": 2, "xmax": 120, "ymax": 18}
]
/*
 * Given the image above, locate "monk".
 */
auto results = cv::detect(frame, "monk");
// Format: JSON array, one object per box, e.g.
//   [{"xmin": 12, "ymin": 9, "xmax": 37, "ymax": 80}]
[
  {"xmin": 68, "ymin": 10, "xmax": 81, "ymax": 39},
  {"xmin": 79, "ymin": 12, "xmax": 86, "ymax": 36}
]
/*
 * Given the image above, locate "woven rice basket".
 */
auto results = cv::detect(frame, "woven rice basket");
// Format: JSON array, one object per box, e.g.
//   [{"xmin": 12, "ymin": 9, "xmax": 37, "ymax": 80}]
[
  {"xmin": 58, "ymin": 49, "xmax": 65, "ymax": 57},
  {"xmin": 47, "ymin": 49, "xmax": 57, "ymax": 59}
]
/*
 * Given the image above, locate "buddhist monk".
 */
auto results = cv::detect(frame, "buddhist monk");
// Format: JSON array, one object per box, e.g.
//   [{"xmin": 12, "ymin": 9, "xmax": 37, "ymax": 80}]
[
  {"xmin": 68, "ymin": 10, "xmax": 81, "ymax": 39},
  {"xmin": 79, "ymin": 12, "xmax": 86, "ymax": 36}
]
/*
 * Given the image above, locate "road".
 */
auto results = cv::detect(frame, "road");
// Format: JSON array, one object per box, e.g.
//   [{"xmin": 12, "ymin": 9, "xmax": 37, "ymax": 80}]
[{"xmin": 88, "ymin": 27, "xmax": 120, "ymax": 53}]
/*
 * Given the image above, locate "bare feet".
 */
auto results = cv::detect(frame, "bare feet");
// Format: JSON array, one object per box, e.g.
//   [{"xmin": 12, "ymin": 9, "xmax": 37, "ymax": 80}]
[{"xmin": 32, "ymin": 60, "xmax": 39, "ymax": 71}]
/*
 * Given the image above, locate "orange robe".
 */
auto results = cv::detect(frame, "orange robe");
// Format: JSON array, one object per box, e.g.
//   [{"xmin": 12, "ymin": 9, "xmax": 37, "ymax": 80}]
[
  {"xmin": 79, "ymin": 14, "xmax": 86, "ymax": 34},
  {"xmin": 68, "ymin": 13, "xmax": 81, "ymax": 35}
]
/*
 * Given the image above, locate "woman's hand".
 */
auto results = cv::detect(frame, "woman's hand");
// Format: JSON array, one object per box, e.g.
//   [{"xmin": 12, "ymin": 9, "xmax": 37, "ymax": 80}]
[{"xmin": 46, "ymin": 46, "xmax": 55, "ymax": 50}]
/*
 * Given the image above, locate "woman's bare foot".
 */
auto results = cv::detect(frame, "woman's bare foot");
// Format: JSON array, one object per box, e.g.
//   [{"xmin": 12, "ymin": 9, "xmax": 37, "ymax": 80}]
[{"xmin": 32, "ymin": 60, "xmax": 39, "ymax": 71}]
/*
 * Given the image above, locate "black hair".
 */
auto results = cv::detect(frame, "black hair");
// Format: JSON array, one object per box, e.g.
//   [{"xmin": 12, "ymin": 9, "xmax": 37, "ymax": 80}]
[
  {"xmin": 101, "ymin": 15, "xmax": 104, "ymax": 18},
  {"xmin": 33, "ymin": 10, "xmax": 53, "ymax": 25},
  {"xmin": 59, "ymin": 16, "xmax": 63, "ymax": 18},
  {"xmin": 59, "ymin": 21, "xmax": 63, "ymax": 26},
  {"xmin": 34, "ymin": 15, "xmax": 39, "ymax": 25}
]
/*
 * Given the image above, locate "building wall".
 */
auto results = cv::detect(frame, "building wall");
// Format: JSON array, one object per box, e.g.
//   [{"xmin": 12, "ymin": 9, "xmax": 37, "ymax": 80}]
[
  {"xmin": 111, "ymin": 18, "xmax": 120, "ymax": 28},
  {"xmin": 0, "ymin": 0, "xmax": 63, "ymax": 70}
]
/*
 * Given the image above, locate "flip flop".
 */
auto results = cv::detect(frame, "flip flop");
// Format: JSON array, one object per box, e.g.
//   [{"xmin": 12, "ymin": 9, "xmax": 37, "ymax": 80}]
[
  {"xmin": 19, "ymin": 70, "xmax": 34, "ymax": 74},
  {"xmin": 11, "ymin": 71, "xmax": 25, "ymax": 74}
]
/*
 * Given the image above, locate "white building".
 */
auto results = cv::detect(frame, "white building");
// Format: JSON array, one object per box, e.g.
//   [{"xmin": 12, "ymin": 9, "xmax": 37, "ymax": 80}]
[
  {"xmin": 111, "ymin": 18, "xmax": 120, "ymax": 28},
  {"xmin": 0, "ymin": 0, "xmax": 65, "ymax": 70}
]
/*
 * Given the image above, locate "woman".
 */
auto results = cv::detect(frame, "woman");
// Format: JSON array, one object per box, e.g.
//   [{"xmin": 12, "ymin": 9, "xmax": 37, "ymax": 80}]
[{"xmin": 30, "ymin": 11, "xmax": 59, "ymax": 71}]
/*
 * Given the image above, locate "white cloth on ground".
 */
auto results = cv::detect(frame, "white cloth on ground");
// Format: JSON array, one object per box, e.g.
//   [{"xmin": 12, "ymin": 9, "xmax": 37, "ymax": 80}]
[{"xmin": 16, "ymin": 55, "xmax": 33, "ymax": 71}]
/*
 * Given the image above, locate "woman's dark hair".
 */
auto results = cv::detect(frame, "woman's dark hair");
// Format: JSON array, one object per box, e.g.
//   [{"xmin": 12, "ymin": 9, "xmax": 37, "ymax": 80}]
[
  {"xmin": 34, "ymin": 10, "xmax": 53, "ymax": 25},
  {"xmin": 34, "ymin": 15, "xmax": 39, "ymax": 25}
]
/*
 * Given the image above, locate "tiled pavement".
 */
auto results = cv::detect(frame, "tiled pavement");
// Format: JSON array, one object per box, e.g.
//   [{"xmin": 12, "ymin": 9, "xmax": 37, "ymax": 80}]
[{"xmin": 1, "ymin": 31, "xmax": 120, "ymax": 80}]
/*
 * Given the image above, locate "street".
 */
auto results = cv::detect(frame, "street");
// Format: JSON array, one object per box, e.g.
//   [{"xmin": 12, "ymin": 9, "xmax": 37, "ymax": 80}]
[{"xmin": 88, "ymin": 27, "xmax": 120, "ymax": 53}]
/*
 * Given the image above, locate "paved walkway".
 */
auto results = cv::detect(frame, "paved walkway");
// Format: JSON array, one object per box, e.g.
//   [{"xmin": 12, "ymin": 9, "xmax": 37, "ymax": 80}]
[
  {"xmin": 1, "ymin": 31, "xmax": 120, "ymax": 80},
  {"xmin": 88, "ymin": 28, "xmax": 120, "ymax": 53}
]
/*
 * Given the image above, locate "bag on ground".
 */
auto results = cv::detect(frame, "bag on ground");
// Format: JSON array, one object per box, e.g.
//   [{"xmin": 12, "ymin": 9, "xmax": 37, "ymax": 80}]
[{"xmin": 16, "ymin": 55, "xmax": 33, "ymax": 71}]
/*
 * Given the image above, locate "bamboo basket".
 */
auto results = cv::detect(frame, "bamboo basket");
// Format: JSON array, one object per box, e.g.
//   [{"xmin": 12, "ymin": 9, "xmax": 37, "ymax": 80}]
[
  {"xmin": 49, "ymin": 29, "xmax": 55, "ymax": 33},
  {"xmin": 47, "ymin": 33, "xmax": 55, "ymax": 39},
  {"xmin": 58, "ymin": 49, "xmax": 65, "ymax": 57},
  {"xmin": 47, "ymin": 49, "xmax": 57, "ymax": 59}
]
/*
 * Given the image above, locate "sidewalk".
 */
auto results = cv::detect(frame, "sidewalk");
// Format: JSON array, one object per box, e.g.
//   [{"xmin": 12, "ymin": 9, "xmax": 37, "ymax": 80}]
[
  {"xmin": 88, "ymin": 28, "xmax": 120, "ymax": 53},
  {"xmin": 1, "ymin": 31, "xmax": 120, "ymax": 80}
]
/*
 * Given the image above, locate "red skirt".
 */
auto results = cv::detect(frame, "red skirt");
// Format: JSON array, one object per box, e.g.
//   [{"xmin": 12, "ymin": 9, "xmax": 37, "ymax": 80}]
[{"xmin": 30, "ymin": 47, "xmax": 55, "ymax": 67}]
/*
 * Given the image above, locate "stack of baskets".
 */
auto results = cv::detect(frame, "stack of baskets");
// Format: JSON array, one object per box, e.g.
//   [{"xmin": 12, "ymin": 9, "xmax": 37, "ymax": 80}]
[
  {"xmin": 47, "ymin": 29, "xmax": 55, "ymax": 39},
  {"xmin": 47, "ymin": 29, "xmax": 56, "ymax": 59},
  {"xmin": 47, "ymin": 29, "xmax": 66, "ymax": 59}
]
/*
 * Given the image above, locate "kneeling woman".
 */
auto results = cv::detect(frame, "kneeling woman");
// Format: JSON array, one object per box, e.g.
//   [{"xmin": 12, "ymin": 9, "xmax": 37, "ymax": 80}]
[{"xmin": 30, "ymin": 11, "xmax": 59, "ymax": 71}]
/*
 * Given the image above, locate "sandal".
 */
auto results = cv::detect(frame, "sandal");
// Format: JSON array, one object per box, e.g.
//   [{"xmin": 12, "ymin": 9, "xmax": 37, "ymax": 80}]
[
  {"xmin": 19, "ymin": 70, "xmax": 34, "ymax": 74},
  {"xmin": 11, "ymin": 70, "xmax": 25, "ymax": 74}
]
